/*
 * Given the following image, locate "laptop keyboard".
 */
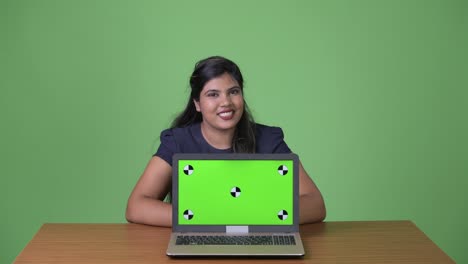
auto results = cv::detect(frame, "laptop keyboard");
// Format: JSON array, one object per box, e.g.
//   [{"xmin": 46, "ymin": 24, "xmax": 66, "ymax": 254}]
[{"xmin": 175, "ymin": 235, "xmax": 296, "ymax": 245}]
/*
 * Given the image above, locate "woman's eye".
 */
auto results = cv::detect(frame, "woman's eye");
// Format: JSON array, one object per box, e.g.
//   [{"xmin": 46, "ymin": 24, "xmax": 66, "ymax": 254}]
[
  {"xmin": 207, "ymin": 93, "xmax": 218, "ymax": 97},
  {"xmin": 230, "ymin": 89, "xmax": 241, "ymax": 95}
]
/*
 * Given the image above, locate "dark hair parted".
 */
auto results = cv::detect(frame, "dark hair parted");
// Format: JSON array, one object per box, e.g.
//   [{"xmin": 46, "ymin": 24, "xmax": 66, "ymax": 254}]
[{"xmin": 171, "ymin": 56, "xmax": 256, "ymax": 153}]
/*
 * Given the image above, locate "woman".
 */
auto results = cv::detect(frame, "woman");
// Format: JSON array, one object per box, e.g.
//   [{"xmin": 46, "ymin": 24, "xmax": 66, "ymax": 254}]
[{"xmin": 126, "ymin": 56, "xmax": 326, "ymax": 227}]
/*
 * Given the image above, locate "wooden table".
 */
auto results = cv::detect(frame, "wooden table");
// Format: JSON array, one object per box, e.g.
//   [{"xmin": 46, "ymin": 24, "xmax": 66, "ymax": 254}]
[{"xmin": 15, "ymin": 221, "xmax": 454, "ymax": 263}]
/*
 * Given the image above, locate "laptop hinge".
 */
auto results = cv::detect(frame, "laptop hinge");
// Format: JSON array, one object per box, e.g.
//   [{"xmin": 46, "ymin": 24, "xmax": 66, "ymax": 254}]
[{"xmin": 226, "ymin": 226, "xmax": 249, "ymax": 233}]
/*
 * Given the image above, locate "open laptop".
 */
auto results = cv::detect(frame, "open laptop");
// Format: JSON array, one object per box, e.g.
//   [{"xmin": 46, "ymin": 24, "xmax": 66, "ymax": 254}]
[{"xmin": 166, "ymin": 153, "xmax": 305, "ymax": 257}]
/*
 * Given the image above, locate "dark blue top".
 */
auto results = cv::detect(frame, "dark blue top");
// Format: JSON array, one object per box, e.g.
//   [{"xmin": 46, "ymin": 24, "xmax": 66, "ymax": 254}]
[{"xmin": 154, "ymin": 123, "xmax": 292, "ymax": 166}]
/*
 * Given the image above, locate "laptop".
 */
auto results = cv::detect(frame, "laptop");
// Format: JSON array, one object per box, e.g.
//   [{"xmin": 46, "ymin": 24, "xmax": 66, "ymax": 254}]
[{"xmin": 166, "ymin": 153, "xmax": 305, "ymax": 257}]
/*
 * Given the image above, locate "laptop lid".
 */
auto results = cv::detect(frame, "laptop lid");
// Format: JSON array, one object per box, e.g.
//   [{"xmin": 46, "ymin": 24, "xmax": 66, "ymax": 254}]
[{"xmin": 172, "ymin": 153, "xmax": 299, "ymax": 233}]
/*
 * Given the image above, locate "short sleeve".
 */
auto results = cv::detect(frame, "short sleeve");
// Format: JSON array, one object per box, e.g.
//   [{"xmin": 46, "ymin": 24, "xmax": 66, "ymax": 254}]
[
  {"xmin": 154, "ymin": 129, "xmax": 178, "ymax": 166},
  {"xmin": 270, "ymin": 127, "xmax": 292, "ymax": 153},
  {"xmin": 255, "ymin": 124, "xmax": 292, "ymax": 153}
]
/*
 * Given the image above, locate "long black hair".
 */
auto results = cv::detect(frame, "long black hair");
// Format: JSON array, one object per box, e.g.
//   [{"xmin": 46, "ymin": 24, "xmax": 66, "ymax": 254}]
[{"xmin": 171, "ymin": 56, "xmax": 256, "ymax": 153}]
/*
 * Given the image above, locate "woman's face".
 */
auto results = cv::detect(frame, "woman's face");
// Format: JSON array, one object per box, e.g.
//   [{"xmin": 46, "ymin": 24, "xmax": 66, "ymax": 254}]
[{"xmin": 194, "ymin": 72, "xmax": 244, "ymax": 133}]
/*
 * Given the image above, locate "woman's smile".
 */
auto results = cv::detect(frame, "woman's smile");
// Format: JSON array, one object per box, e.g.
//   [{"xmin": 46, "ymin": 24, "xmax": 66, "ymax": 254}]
[
  {"xmin": 218, "ymin": 110, "xmax": 234, "ymax": 120},
  {"xmin": 194, "ymin": 72, "xmax": 244, "ymax": 132}
]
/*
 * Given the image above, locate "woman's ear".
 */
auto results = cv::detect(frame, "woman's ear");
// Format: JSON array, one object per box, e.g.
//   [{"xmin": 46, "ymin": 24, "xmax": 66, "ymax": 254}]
[{"xmin": 193, "ymin": 99, "xmax": 201, "ymax": 112}]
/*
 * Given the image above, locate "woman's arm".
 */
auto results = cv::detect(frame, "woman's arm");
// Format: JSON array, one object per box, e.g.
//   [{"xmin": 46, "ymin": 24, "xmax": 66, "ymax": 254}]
[
  {"xmin": 298, "ymin": 161, "xmax": 326, "ymax": 224},
  {"xmin": 126, "ymin": 156, "xmax": 173, "ymax": 227}
]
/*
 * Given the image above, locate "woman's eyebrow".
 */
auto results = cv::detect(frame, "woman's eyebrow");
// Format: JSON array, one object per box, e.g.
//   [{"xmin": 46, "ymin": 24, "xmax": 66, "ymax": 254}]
[
  {"xmin": 227, "ymin": 86, "xmax": 241, "ymax": 91},
  {"xmin": 204, "ymin": 89, "xmax": 219, "ymax": 94},
  {"xmin": 204, "ymin": 86, "xmax": 240, "ymax": 94}
]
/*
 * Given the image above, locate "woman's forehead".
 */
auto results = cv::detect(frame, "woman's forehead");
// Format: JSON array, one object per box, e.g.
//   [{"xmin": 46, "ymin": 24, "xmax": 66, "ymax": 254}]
[{"xmin": 202, "ymin": 73, "xmax": 240, "ymax": 91}]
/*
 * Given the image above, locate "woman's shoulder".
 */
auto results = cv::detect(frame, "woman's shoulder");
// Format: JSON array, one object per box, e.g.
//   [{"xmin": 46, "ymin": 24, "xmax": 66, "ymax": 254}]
[
  {"xmin": 158, "ymin": 123, "xmax": 205, "ymax": 152},
  {"xmin": 160, "ymin": 123, "xmax": 199, "ymax": 138},
  {"xmin": 255, "ymin": 123, "xmax": 285, "ymax": 135},
  {"xmin": 155, "ymin": 123, "xmax": 203, "ymax": 165},
  {"xmin": 254, "ymin": 123, "xmax": 291, "ymax": 153}
]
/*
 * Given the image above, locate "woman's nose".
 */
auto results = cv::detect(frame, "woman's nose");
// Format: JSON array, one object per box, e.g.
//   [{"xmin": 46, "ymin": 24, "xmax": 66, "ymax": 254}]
[{"xmin": 220, "ymin": 93, "xmax": 232, "ymax": 106}]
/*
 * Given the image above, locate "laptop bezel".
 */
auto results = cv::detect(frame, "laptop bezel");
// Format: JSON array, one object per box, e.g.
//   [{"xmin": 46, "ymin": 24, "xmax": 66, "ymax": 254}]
[{"xmin": 171, "ymin": 153, "xmax": 300, "ymax": 233}]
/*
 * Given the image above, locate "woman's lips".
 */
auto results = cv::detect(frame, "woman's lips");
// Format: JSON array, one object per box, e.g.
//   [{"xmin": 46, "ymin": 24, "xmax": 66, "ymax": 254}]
[{"xmin": 218, "ymin": 111, "xmax": 234, "ymax": 120}]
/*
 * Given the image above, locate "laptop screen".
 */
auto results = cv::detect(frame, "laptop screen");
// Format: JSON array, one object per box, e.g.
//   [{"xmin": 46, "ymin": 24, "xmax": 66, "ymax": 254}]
[{"xmin": 176, "ymin": 157, "xmax": 294, "ymax": 226}]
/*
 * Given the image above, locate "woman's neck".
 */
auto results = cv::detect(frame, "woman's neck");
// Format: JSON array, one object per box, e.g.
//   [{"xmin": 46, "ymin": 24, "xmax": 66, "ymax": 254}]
[{"xmin": 200, "ymin": 122, "xmax": 235, "ymax": 150}]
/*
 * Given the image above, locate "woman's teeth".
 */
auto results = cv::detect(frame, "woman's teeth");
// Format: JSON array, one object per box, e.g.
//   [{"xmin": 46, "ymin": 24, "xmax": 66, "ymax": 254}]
[{"xmin": 219, "ymin": 111, "xmax": 233, "ymax": 117}]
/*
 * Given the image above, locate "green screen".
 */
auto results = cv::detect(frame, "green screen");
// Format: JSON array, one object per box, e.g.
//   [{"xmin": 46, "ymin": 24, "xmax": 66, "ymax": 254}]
[
  {"xmin": 178, "ymin": 160, "xmax": 294, "ymax": 225},
  {"xmin": 2, "ymin": 1, "xmax": 467, "ymax": 263}
]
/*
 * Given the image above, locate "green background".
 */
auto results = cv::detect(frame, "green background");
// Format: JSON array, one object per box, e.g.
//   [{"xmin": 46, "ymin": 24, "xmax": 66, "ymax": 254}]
[
  {"xmin": 1, "ymin": 0, "xmax": 467, "ymax": 262},
  {"xmin": 178, "ymin": 160, "xmax": 293, "ymax": 225}
]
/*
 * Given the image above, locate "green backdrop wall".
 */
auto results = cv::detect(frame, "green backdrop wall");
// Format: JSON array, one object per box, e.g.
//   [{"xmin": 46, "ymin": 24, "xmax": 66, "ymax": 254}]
[{"xmin": 1, "ymin": 0, "xmax": 467, "ymax": 263}]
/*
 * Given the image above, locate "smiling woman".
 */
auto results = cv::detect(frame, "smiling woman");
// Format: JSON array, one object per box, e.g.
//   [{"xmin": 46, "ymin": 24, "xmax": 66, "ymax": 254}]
[
  {"xmin": 174, "ymin": 56, "xmax": 256, "ymax": 153},
  {"xmin": 125, "ymin": 56, "xmax": 326, "ymax": 227},
  {"xmin": 194, "ymin": 73, "xmax": 245, "ymax": 150}
]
